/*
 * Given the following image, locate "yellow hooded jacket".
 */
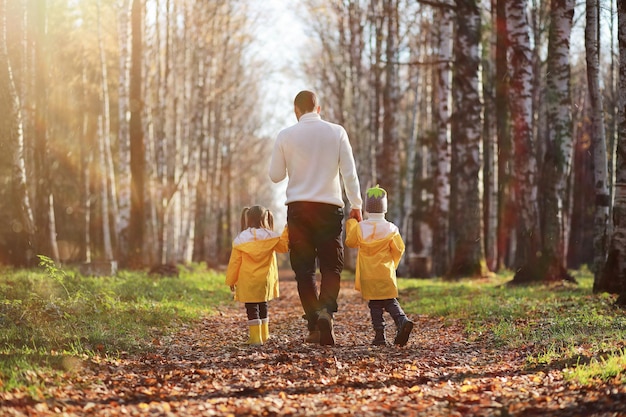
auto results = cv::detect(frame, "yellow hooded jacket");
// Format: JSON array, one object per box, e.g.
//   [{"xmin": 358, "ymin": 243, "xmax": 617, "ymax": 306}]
[
  {"xmin": 225, "ymin": 227, "xmax": 289, "ymax": 303},
  {"xmin": 345, "ymin": 217, "xmax": 405, "ymax": 301}
]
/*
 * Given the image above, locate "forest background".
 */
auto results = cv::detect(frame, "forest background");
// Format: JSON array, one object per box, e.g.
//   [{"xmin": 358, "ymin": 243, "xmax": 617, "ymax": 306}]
[{"xmin": 1, "ymin": 0, "xmax": 625, "ymax": 301}]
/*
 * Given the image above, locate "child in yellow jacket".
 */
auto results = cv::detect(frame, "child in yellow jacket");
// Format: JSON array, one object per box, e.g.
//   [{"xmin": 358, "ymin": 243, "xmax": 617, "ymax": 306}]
[
  {"xmin": 345, "ymin": 185, "xmax": 414, "ymax": 346},
  {"xmin": 225, "ymin": 205, "xmax": 289, "ymax": 345}
]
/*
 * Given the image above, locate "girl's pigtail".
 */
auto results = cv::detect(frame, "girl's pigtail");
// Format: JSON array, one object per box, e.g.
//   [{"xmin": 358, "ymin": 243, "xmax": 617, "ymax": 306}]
[
  {"xmin": 266, "ymin": 210, "xmax": 274, "ymax": 231},
  {"xmin": 240, "ymin": 207, "xmax": 250, "ymax": 231}
]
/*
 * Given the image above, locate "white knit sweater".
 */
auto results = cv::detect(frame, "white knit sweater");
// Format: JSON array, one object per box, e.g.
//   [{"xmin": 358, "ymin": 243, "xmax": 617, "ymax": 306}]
[{"xmin": 269, "ymin": 112, "xmax": 362, "ymax": 210}]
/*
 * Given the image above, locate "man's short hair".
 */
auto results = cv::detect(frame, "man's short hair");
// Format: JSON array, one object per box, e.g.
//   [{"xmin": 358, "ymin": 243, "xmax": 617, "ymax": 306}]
[{"xmin": 294, "ymin": 90, "xmax": 318, "ymax": 114}]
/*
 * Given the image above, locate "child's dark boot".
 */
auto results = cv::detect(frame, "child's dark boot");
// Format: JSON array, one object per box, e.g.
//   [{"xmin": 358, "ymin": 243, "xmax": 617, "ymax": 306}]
[
  {"xmin": 372, "ymin": 328, "xmax": 387, "ymax": 346},
  {"xmin": 394, "ymin": 316, "xmax": 414, "ymax": 346}
]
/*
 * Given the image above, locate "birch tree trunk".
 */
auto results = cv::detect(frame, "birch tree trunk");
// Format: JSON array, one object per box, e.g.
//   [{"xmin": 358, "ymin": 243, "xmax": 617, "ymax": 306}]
[
  {"xmin": 496, "ymin": 0, "xmax": 514, "ymax": 270},
  {"xmin": 81, "ymin": 66, "xmax": 94, "ymax": 264},
  {"xmin": 178, "ymin": 2, "xmax": 197, "ymax": 263},
  {"xmin": 128, "ymin": 0, "xmax": 145, "ymax": 268},
  {"xmin": 30, "ymin": 0, "xmax": 59, "ymax": 262},
  {"xmin": 191, "ymin": 3, "xmax": 213, "ymax": 263},
  {"xmin": 537, "ymin": 0, "xmax": 575, "ymax": 283},
  {"xmin": 117, "ymin": 0, "xmax": 131, "ymax": 262},
  {"xmin": 507, "ymin": 0, "xmax": 542, "ymax": 281},
  {"xmin": 585, "ymin": 0, "xmax": 610, "ymax": 290},
  {"xmin": 483, "ymin": 0, "xmax": 498, "ymax": 272},
  {"xmin": 346, "ymin": 1, "xmax": 369, "ymax": 195},
  {"xmin": 400, "ymin": 70, "xmax": 419, "ymax": 276},
  {"xmin": 432, "ymin": 5, "xmax": 453, "ymax": 277},
  {"xmin": 142, "ymin": 0, "xmax": 159, "ymax": 266},
  {"xmin": 370, "ymin": 0, "xmax": 384, "ymax": 186},
  {"xmin": 97, "ymin": 0, "xmax": 115, "ymax": 261},
  {"xmin": 448, "ymin": 0, "xmax": 487, "ymax": 278},
  {"xmin": 97, "ymin": 116, "xmax": 114, "ymax": 260},
  {"xmin": 603, "ymin": 0, "xmax": 626, "ymax": 303},
  {"xmin": 163, "ymin": 0, "xmax": 180, "ymax": 266},
  {"xmin": 378, "ymin": 0, "xmax": 401, "ymax": 224},
  {"xmin": 608, "ymin": 0, "xmax": 617, "ymax": 234},
  {"xmin": 0, "ymin": 0, "xmax": 35, "ymax": 265}
]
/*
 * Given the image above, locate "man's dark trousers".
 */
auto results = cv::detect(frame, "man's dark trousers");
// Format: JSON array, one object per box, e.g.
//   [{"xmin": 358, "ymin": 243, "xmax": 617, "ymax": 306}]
[{"xmin": 287, "ymin": 202, "xmax": 344, "ymax": 331}]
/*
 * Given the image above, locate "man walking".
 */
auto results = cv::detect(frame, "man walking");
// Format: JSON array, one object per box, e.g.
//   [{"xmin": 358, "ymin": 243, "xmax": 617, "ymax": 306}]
[{"xmin": 269, "ymin": 90, "xmax": 362, "ymax": 346}]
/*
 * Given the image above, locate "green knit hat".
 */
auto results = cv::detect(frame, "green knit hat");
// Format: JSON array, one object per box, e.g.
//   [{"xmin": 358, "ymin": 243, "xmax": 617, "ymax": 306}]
[{"xmin": 365, "ymin": 184, "xmax": 387, "ymax": 214}]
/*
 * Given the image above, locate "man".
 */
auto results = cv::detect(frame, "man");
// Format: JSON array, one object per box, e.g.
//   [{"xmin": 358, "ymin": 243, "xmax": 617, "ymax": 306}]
[{"xmin": 269, "ymin": 90, "xmax": 362, "ymax": 346}]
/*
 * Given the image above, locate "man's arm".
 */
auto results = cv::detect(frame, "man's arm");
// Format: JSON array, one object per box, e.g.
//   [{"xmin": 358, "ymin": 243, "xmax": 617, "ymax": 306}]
[
  {"xmin": 338, "ymin": 129, "xmax": 363, "ymax": 211},
  {"xmin": 269, "ymin": 137, "xmax": 287, "ymax": 183}
]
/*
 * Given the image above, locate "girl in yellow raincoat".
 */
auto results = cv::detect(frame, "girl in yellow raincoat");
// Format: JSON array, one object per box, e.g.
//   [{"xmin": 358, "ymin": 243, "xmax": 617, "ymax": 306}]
[
  {"xmin": 345, "ymin": 185, "xmax": 414, "ymax": 346},
  {"xmin": 225, "ymin": 205, "xmax": 289, "ymax": 345}
]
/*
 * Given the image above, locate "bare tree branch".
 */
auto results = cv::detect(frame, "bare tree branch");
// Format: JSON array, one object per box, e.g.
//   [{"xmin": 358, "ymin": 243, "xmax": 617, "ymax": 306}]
[{"xmin": 416, "ymin": 0, "xmax": 456, "ymax": 11}]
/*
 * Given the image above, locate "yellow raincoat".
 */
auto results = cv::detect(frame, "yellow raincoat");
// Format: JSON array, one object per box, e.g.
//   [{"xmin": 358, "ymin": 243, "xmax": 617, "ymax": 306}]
[
  {"xmin": 345, "ymin": 218, "xmax": 405, "ymax": 301},
  {"xmin": 225, "ymin": 227, "xmax": 289, "ymax": 303}
]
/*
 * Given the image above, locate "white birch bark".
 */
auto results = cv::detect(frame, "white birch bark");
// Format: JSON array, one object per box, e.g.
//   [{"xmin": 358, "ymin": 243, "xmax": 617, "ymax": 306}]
[
  {"xmin": 449, "ymin": 0, "xmax": 486, "ymax": 278},
  {"xmin": 541, "ymin": 0, "xmax": 575, "ymax": 281},
  {"xmin": 483, "ymin": 1, "xmax": 498, "ymax": 272},
  {"xmin": 507, "ymin": 0, "xmax": 541, "ymax": 273},
  {"xmin": 432, "ymin": 5, "xmax": 453, "ymax": 277},
  {"xmin": 97, "ymin": 116, "xmax": 114, "ymax": 260},
  {"xmin": 30, "ymin": 0, "xmax": 58, "ymax": 261},
  {"xmin": 585, "ymin": 0, "xmax": 610, "ymax": 286},
  {"xmin": 192, "ymin": 4, "xmax": 213, "ymax": 262},
  {"xmin": 128, "ymin": 0, "xmax": 146, "ymax": 267},
  {"xmin": 83, "ymin": 111, "xmax": 92, "ymax": 264},
  {"xmin": 163, "ymin": 0, "xmax": 178, "ymax": 265},
  {"xmin": 97, "ymin": 0, "xmax": 115, "ymax": 261},
  {"xmin": 178, "ymin": 2, "xmax": 194, "ymax": 263},
  {"xmin": 117, "ymin": 0, "xmax": 132, "ymax": 259},
  {"xmin": 400, "ymin": 77, "xmax": 419, "ymax": 276},
  {"xmin": 0, "ymin": 0, "xmax": 35, "ymax": 263}
]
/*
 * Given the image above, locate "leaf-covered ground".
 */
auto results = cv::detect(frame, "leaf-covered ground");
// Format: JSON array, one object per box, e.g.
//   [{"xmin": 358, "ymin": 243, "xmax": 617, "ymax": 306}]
[{"xmin": 1, "ymin": 277, "xmax": 625, "ymax": 416}]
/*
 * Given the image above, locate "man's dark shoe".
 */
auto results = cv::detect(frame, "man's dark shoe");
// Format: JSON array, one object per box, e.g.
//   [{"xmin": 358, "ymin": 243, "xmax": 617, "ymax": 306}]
[
  {"xmin": 317, "ymin": 309, "xmax": 335, "ymax": 346},
  {"xmin": 305, "ymin": 330, "xmax": 320, "ymax": 343},
  {"xmin": 394, "ymin": 317, "xmax": 414, "ymax": 346},
  {"xmin": 372, "ymin": 329, "xmax": 387, "ymax": 346}
]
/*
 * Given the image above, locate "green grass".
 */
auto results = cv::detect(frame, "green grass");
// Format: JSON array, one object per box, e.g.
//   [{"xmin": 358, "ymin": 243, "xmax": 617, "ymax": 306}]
[
  {"xmin": 1, "ymin": 261, "xmax": 624, "ymax": 392},
  {"xmin": 563, "ymin": 348, "xmax": 626, "ymax": 385},
  {"xmin": 398, "ymin": 268, "xmax": 626, "ymax": 385},
  {"xmin": 0, "ymin": 258, "xmax": 232, "ymax": 392}
]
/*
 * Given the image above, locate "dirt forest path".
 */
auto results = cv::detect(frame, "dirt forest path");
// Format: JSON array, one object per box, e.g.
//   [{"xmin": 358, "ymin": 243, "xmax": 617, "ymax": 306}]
[{"xmin": 2, "ymin": 276, "xmax": 625, "ymax": 416}]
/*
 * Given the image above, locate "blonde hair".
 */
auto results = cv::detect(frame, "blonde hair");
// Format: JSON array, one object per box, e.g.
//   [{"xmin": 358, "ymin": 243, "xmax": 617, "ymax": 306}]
[{"xmin": 240, "ymin": 205, "xmax": 274, "ymax": 231}]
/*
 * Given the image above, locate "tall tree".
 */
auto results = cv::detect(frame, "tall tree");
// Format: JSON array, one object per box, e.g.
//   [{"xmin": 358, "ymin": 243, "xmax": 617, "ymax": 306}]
[
  {"xmin": 448, "ymin": 0, "xmax": 487, "ymax": 278},
  {"xmin": 0, "ymin": 0, "xmax": 35, "ymax": 265},
  {"xmin": 116, "ymin": 0, "xmax": 132, "ymax": 262},
  {"xmin": 30, "ymin": 0, "xmax": 59, "ymax": 261},
  {"xmin": 378, "ymin": 0, "xmax": 401, "ymax": 224},
  {"xmin": 602, "ymin": 0, "xmax": 626, "ymax": 303},
  {"xmin": 496, "ymin": 0, "xmax": 513, "ymax": 270},
  {"xmin": 533, "ymin": 0, "xmax": 575, "ymax": 283},
  {"xmin": 432, "ymin": 4, "xmax": 453, "ymax": 277},
  {"xmin": 96, "ymin": 0, "xmax": 115, "ymax": 261},
  {"xmin": 507, "ymin": 0, "xmax": 541, "ymax": 279},
  {"xmin": 585, "ymin": 0, "xmax": 610, "ymax": 291},
  {"xmin": 368, "ymin": 0, "xmax": 384, "ymax": 188},
  {"xmin": 191, "ymin": 1, "xmax": 217, "ymax": 263},
  {"xmin": 482, "ymin": 0, "xmax": 498, "ymax": 272},
  {"xmin": 128, "ymin": 0, "xmax": 145, "ymax": 268}
]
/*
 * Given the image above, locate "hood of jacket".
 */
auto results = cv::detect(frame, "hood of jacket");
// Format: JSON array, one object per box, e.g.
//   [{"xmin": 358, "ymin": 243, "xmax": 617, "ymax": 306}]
[
  {"xmin": 233, "ymin": 228, "xmax": 283, "ymax": 261},
  {"xmin": 355, "ymin": 233, "xmax": 398, "ymax": 255}
]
